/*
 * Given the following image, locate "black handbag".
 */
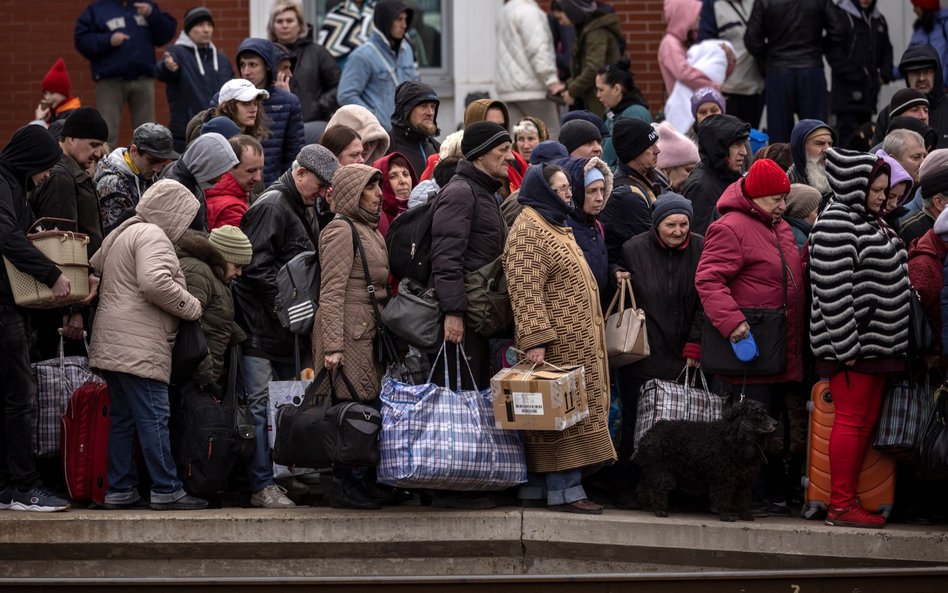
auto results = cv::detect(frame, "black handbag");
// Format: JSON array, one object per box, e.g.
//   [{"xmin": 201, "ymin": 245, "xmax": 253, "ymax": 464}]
[
  {"xmin": 700, "ymin": 235, "xmax": 789, "ymax": 377},
  {"xmin": 380, "ymin": 276, "xmax": 443, "ymax": 350},
  {"xmin": 226, "ymin": 345, "xmax": 256, "ymax": 464},
  {"xmin": 342, "ymin": 217, "xmax": 399, "ymax": 365},
  {"xmin": 320, "ymin": 368, "xmax": 382, "ymax": 466},
  {"xmin": 272, "ymin": 368, "xmax": 333, "ymax": 469},
  {"xmin": 170, "ymin": 319, "xmax": 209, "ymax": 386},
  {"xmin": 920, "ymin": 383, "xmax": 948, "ymax": 480},
  {"xmin": 908, "ymin": 286, "xmax": 937, "ymax": 357}
]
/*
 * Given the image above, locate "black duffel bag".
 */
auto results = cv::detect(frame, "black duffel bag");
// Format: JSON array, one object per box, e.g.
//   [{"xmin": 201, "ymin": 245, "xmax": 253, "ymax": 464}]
[
  {"xmin": 320, "ymin": 368, "xmax": 382, "ymax": 466},
  {"xmin": 170, "ymin": 319, "xmax": 209, "ymax": 387},
  {"xmin": 273, "ymin": 369, "xmax": 332, "ymax": 468}
]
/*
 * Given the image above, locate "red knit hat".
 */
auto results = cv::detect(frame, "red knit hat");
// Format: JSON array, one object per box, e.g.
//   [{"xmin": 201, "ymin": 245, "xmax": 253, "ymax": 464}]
[
  {"xmin": 742, "ymin": 158, "xmax": 790, "ymax": 199},
  {"xmin": 912, "ymin": 0, "xmax": 940, "ymax": 12},
  {"xmin": 42, "ymin": 58, "xmax": 70, "ymax": 97}
]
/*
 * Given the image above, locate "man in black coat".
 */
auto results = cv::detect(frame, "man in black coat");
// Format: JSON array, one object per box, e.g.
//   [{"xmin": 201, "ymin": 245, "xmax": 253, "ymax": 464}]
[
  {"xmin": 872, "ymin": 45, "xmax": 948, "ymax": 149},
  {"xmin": 0, "ymin": 125, "xmax": 73, "ymax": 512},
  {"xmin": 388, "ymin": 80, "xmax": 441, "ymax": 177}
]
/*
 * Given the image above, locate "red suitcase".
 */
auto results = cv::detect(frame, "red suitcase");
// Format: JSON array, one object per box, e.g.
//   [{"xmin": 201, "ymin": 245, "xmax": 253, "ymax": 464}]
[
  {"xmin": 803, "ymin": 380, "xmax": 896, "ymax": 519},
  {"xmin": 61, "ymin": 382, "xmax": 110, "ymax": 504}
]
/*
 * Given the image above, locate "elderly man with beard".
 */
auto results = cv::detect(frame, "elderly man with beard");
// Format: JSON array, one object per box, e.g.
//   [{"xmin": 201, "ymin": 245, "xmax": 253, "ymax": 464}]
[
  {"xmin": 787, "ymin": 119, "xmax": 837, "ymax": 211},
  {"xmin": 388, "ymin": 80, "xmax": 440, "ymax": 178}
]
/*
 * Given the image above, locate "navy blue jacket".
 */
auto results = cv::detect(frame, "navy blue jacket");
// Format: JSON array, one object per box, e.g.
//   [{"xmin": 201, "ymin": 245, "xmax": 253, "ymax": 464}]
[
  {"xmin": 156, "ymin": 32, "xmax": 234, "ymax": 152},
  {"xmin": 556, "ymin": 158, "xmax": 609, "ymax": 293},
  {"xmin": 75, "ymin": 0, "xmax": 176, "ymax": 81},
  {"xmin": 235, "ymin": 38, "xmax": 306, "ymax": 186}
]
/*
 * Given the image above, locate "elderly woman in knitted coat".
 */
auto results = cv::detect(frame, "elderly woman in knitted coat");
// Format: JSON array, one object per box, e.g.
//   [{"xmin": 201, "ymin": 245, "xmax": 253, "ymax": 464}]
[
  {"xmin": 809, "ymin": 148, "xmax": 910, "ymax": 529},
  {"xmin": 504, "ymin": 163, "xmax": 617, "ymax": 514}
]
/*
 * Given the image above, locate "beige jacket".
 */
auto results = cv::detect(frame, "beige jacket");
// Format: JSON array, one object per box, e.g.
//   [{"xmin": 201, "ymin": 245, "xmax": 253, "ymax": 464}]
[{"xmin": 89, "ymin": 180, "xmax": 203, "ymax": 383}]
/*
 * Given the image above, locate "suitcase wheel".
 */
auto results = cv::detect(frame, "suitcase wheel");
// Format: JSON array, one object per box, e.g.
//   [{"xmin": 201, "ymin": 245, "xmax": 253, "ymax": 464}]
[
  {"xmin": 802, "ymin": 503, "xmax": 823, "ymax": 520},
  {"xmin": 806, "ymin": 400, "xmax": 813, "ymax": 412},
  {"xmin": 801, "ymin": 476, "xmax": 809, "ymax": 489}
]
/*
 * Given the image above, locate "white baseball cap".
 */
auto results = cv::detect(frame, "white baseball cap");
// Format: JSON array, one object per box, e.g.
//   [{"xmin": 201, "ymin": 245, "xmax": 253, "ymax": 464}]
[{"xmin": 219, "ymin": 79, "xmax": 270, "ymax": 103}]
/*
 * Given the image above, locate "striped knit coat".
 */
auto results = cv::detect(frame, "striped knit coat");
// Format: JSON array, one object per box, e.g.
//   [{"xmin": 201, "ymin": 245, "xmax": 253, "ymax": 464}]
[{"xmin": 808, "ymin": 148, "xmax": 910, "ymax": 363}]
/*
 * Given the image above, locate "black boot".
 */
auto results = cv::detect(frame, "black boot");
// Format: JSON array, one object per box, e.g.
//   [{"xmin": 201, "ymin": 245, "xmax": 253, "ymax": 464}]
[{"xmin": 331, "ymin": 477, "xmax": 382, "ymax": 510}]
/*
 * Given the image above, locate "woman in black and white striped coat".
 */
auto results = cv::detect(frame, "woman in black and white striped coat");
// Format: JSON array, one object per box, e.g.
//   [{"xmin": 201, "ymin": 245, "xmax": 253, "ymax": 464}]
[{"xmin": 809, "ymin": 148, "xmax": 910, "ymax": 529}]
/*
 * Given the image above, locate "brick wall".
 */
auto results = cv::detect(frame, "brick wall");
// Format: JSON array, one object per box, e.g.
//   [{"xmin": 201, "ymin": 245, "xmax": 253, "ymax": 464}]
[
  {"xmin": 0, "ymin": 0, "xmax": 666, "ymax": 144},
  {"xmin": 0, "ymin": 0, "xmax": 249, "ymax": 146}
]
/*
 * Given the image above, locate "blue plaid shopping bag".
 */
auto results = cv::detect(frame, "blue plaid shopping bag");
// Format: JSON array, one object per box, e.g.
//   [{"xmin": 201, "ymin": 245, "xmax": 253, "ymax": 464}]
[{"xmin": 378, "ymin": 344, "xmax": 527, "ymax": 491}]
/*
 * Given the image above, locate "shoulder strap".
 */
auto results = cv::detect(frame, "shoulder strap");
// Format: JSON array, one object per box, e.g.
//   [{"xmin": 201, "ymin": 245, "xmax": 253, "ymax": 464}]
[
  {"xmin": 366, "ymin": 42, "xmax": 401, "ymax": 86},
  {"xmin": 724, "ymin": 0, "xmax": 748, "ymax": 26},
  {"xmin": 341, "ymin": 216, "xmax": 384, "ymax": 325},
  {"xmin": 773, "ymin": 230, "xmax": 788, "ymax": 309}
]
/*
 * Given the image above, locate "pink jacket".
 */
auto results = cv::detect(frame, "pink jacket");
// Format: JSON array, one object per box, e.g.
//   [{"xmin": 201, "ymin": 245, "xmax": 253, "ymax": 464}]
[
  {"xmin": 658, "ymin": 0, "xmax": 715, "ymax": 94},
  {"xmin": 695, "ymin": 179, "xmax": 805, "ymax": 384}
]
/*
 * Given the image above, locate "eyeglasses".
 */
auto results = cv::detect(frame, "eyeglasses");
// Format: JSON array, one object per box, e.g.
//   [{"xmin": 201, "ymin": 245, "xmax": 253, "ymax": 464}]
[{"xmin": 553, "ymin": 185, "xmax": 572, "ymax": 196}]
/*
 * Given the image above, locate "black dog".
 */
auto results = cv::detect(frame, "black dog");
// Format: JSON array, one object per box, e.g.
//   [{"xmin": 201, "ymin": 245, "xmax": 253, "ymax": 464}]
[{"xmin": 632, "ymin": 399, "xmax": 777, "ymax": 522}]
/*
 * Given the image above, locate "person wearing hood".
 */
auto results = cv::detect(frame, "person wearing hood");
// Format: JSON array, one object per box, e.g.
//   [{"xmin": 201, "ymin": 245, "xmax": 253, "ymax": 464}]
[
  {"xmin": 596, "ymin": 58, "xmax": 652, "ymax": 169},
  {"xmin": 372, "ymin": 151, "xmax": 416, "ymax": 237},
  {"xmin": 873, "ymin": 44, "xmax": 948, "ymax": 149},
  {"xmin": 233, "ymin": 144, "xmax": 338, "ymax": 509},
  {"xmin": 235, "ymin": 37, "xmax": 306, "ymax": 186},
  {"xmin": 97, "ymin": 123, "xmax": 178, "ymax": 236},
  {"xmin": 33, "ymin": 58, "xmax": 83, "ymax": 127},
  {"xmin": 161, "ymin": 132, "xmax": 239, "ymax": 232},
  {"xmin": 786, "ymin": 119, "xmax": 837, "ymax": 208},
  {"xmin": 337, "ymin": 0, "xmax": 419, "ymax": 131},
  {"xmin": 557, "ymin": 156, "xmax": 613, "ymax": 293},
  {"xmin": 809, "ymin": 148, "xmax": 910, "ymax": 529},
  {"xmin": 500, "ymin": 140, "xmax": 570, "ymax": 227},
  {"xmin": 901, "ymin": 148, "xmax": 948, "ymax": 246},
  {"xmin": 695, "ymin": 158, "xmax": 804, "ymax": 515},
  {"xmin": 0, "ymin": 125, "xmax": 73, "ymax": 513},
  {"xmin": 554, "ymin": 0, "xmax": 622, "ymax": 118},
  {"xmin": 783, "ymin": 183, "xmax": 822, "ymax": 251},
  {"xmin": 325, "ymin": 105, "xmax": 391, "ymax": 165},
  {"xmin": 268, "ymin": 0, "xmax": 341, "ymax": 144},
  {"xmin": 155, "ymin": 7, "xmax": 234, "ymax": 153},
  {"xmin": 513, "ymin": 116, "xmax": 551, "ymax": 164},
  {"xmin": 885, "ymin": 126, "xmax": 931, "ymax": 219},
  {"xmin": 875, "ymin": 152, "xmax": 914, "ymax": 233},
  {"xmin": 505, "ymin": 162, "xmax": 617, "ymax": 514},
  {"xmin": 681, "ymin": 113, "xmax": 751, "ymax": 236},
  {"xmin": 658, "ymin": 0, "xmax": 717, "ymax": 97},
  {"xmin": 826, "ymin": 0, "xmax": 893, "ymax": 149},
  {"xmin": 464, "ymin": 98, "xmax": 530, "ymax": 195},
  {"xmin": 206, "ymin": 135, "xmax": 265, "ymax": 230},
  {"xmin": 312, "ymin": 164, "xmax": 390, "ymax": 510},
  {"xmin": 74, "ymin": 1, "xmax": 177, "ymax": 146},
  {"xmin": 88, "ymin": 179, "xmax": 207, "ymax": 511},
  {"xmin": 388, "ymin": 81, "xmax": 441, "ymax": 179},
  {"xmin": 908, "ymin": 0, "xmax": 948, "ymax": 82}
]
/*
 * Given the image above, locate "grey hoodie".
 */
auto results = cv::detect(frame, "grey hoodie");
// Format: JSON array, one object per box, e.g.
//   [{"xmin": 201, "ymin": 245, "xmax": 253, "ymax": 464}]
[{"xmin": 161, "ymin": 132, "xmax": 239, "ymax": 231}]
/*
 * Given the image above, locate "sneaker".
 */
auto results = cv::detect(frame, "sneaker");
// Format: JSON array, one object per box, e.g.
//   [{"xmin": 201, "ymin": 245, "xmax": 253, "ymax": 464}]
[
  {"xmin": 825, "ymin": 504, "xmax": 885, "ymax": 529},
  {"xmin": 0, "ymin": 485, "xmax": 13, "ymax": 510},
  {"xmin": 150, "ymin": 494, "xmax": 208, "ymax": 511},
  {"xmin": 103, "ymin": 491, "xmax": 143, "ymax": 510},
  {"xmin": 10, "ymin": 485, "xmax": 69, "ymax": 512},
  {"xmin": 250, "ymin": 484, "xmax": 296, "ymax": 508}
]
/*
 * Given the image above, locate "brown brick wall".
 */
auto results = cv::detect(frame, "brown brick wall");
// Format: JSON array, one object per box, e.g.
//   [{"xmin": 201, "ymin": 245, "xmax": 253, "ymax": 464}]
[{"xmin": 0, "ymin": 0, "xmax": 665, "ymax": 144}]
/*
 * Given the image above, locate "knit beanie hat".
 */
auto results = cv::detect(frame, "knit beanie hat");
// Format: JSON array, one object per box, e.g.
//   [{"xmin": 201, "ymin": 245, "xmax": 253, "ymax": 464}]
[
  {"xmin": 784, "ymin": 183, "xmax": 822, "ymax": 219},
  {"xmin": 690, "ymin": 87, "xmax": 726, "ymax": 119},
  {"xmin": 184, "ymin": 6, "xmax": 214, "ymax": 33},
  {"xmin": 61, "ymin": 107, "xmax": 109, "ymax": 142},
  {"xmin": 529, "ymin": 140, "xmax": 569, "ymax": 164},
  {"xmin": 461, "ymin": 121, "xmax": 511, "ymax": 162},
  {"xmin": 887, "ymin": 116, "xmax": 939, "ymax": 152},
  {"xmin": 201, "ymin": 116, "xmax": 242, "ymax": 139},
  {"xmin": 297, "ymin": 144, "xmax": 339, "ymax": 185},
  {"xmin": 742, "ymin": 158, "xmax": 790, "ymax": 199},
  {"xmin": 558, "ymin": 120, "xmax": 601, "ymax": 155},
  {"xmin": 584, "ymin": 167, "xmax": 604, "ymax": 187},
  {"xmin": 651, "ymin": 192, "xmax": 694, "ymax": 229},
  {"xmin": 560, "ymin": 110, "xmax": 609, "ymax": 138},
  {"xmin": 613, "ymin": 118, "xmax": 659, "ymax": 164},
  {"xmin": 912, "ymin": 0, "xmax": 939, "ymax": 12},
  {"xmin": 42, "ymin": 58, "xmax": 70, "ymax": 97},
  {"xmin": 209, "ymin": 225, "xmax": 253, "ymax": 266},
  {"xmin": 656, "ymin": 121, "xmax": 699, "ymax": 169},
  {"xmin": 920, "ymin": 148, "xmax": 948, "ymax": 200},
  {"xmin": 889, "ymin": 89, "xmax": 929, "ymax": 118}
]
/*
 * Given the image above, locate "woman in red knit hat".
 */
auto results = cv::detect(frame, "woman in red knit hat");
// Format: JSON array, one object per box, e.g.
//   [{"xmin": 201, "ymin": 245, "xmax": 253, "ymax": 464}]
[{"xmin": 33, "ymin": 58, "xmax": 82, "ymax": 126}]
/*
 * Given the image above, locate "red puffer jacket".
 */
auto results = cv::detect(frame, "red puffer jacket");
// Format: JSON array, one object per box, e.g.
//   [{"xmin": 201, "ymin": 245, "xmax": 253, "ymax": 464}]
[
  {"xmin": 205, "ymin": 173, "xmax": 249, "ymax": 230},
  {"xmin": 908, "ymin": 229, "xmax": 947, "ymax": 339},
  {"xmin": 695, "ymin": 179, "xmax": 805, "ymax": 384}
]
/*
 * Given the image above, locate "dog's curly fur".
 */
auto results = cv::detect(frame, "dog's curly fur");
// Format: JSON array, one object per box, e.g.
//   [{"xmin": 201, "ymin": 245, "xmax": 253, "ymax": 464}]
[{"xmin": 632, "ymin": 399, "xmax": 777, "ymax": 522}]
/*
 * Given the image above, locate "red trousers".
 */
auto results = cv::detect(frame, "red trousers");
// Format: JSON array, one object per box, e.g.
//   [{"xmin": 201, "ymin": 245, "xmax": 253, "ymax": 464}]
[{"xmin": 828, "ymin": 370, "xmax": 886, "ymax": 508}]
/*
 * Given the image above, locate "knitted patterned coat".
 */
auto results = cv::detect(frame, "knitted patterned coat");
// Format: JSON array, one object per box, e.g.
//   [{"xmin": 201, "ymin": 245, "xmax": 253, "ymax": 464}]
[
  {"xmin": 808, "ymin": 148, "xmax": 910, "ymax": 364},
  {"xmin": 504, "ymin": 169, "xmax": 617, "ymax": 473},
  {"xmin": 312, "ymin": 165, "xmax": 389, "ymax": 400}
]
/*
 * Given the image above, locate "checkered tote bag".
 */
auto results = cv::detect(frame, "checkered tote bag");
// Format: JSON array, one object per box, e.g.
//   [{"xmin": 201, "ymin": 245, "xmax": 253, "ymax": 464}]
[
  {"xmin": 377, "ymin": 344, "xmax": 527, "ymax": 491},
  {"xmin": 873, "ymin": 378, "xmax": 934, "ymax": 461},
  {"xmin": 634, "ymin": 367, "xmax": 727, "ymax": 449}
]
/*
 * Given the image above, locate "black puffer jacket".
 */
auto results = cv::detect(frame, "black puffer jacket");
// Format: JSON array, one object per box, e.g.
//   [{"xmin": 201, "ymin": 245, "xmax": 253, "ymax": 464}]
[
  {"xmin": 872, "ymin": 45, "xmax": 948, "ymax": 149},
  {"xmin": 681, "ymin": 114, "xmax": 750, "ymax": 236},
  {"xmin": 599, "ymin": 163, "xmax": 659, "ymax": 266},
  {"xmin": 285, "ymin": 24, "xmax": 341, "ymax": 123},
  {"xmin": 388, "ymin": 80, "xmax": 441, "ymax": 178},
  {"xmin": 430, "ymin": 160, "xmax": 505, "ymax": 316},
  {"xmin": 744, "ymin": 0, "xmax": 841, "ymax": 70},
  {"xmin": 621, "ymin": 230, "xmax": 704, "ymax": 381},
  {"xmin": 233, "ymin": 170, "xmax": 318, "ymax": 361},
  {"xmin": 827, "ymin": 0, "xmax": 893, "ymax": 117}
]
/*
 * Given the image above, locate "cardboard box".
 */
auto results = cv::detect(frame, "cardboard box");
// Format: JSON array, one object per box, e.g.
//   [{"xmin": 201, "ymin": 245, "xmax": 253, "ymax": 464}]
[{"xmin": 490, "ymin": 363, "xmax": 589, "ymax": 431}]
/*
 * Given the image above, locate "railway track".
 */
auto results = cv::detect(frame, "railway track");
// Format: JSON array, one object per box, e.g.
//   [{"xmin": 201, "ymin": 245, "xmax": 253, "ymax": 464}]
[{"xmin": 6, "ymin": 568, "xmax": 948, "ymax": 593}]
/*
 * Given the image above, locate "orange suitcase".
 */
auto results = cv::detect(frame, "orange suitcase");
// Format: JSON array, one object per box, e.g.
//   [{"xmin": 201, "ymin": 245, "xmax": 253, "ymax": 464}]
[{"xmin": 803, "ymin": 380, "xmax": 896, "ymax": 519}]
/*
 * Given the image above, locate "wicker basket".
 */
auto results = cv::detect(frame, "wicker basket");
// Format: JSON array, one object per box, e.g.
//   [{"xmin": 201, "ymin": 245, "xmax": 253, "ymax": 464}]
[{"xmin": 3, "ymin": 219, "xmax": 90, "ymax": 309}]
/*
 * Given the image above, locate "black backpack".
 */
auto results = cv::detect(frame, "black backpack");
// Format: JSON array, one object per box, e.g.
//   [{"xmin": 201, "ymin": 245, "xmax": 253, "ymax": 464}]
[{"xmin": 386, "ymin": 201, "xmax": 434, "ymax": 282}]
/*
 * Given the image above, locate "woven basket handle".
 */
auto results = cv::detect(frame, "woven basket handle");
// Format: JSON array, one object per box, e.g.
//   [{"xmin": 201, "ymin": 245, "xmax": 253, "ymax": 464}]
[{"xmin": 31, "ymin": 218, "xmax": 78, "ymax": 233}]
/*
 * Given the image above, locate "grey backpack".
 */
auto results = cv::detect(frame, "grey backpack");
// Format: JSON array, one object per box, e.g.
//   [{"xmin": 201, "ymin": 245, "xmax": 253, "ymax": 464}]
[{"xmin": 275, "ymin": 250, "xmax": 320, "ymax": 335}]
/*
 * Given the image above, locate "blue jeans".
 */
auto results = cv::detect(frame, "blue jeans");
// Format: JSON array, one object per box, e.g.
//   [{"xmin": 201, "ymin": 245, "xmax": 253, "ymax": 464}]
[
  {"xmin": 519, "ymin": 469, "xmax": 587, "ymax": 505},
  {"xmin": 104, "ymin": 371, "xmax": 185, "ymax": 504},
  {"xmin": 240, "ymin": 355, "xmax": 296, "ymax": 492}
]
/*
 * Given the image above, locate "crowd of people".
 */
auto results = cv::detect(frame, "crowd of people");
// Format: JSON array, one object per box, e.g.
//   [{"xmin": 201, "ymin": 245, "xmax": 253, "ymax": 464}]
[{"xmin": 0, "ymin": 0, "xmax": 946, "ymax": 530}]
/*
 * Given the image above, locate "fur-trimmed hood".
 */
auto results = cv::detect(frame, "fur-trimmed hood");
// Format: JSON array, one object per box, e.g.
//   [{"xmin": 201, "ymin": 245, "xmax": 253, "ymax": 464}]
[{"xmin": 175, "ymin": 229, "xmax": 227, "ymax": 282}]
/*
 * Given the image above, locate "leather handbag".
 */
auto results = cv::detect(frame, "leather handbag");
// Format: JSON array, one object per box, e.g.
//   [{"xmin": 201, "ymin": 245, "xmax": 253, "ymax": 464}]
[
  {"xmin": 272, "ymin": 368, "xmax": 333, "ymax": 469},
  {"xmin": 464, "ymin": 255, "xmax": 513, "ymax": 338},
  {"xmin": 908, "ymin": 286, "xmax": 936, "ymax": 357},
  {"xmin": 226, "ymin": 345, "xmax": 257, "ymax": 464},
  {"xmin": 381, "ymin": 277, "xmax": 443, "ymax": 351},
  {"xmin": 604, "ymin": 278, "xmax": 650, "ymax": 367},
  {"xmin": 170, "ymin": 319, "xmax": 209, "ymax": 387},
  {"xmin": 320, "ymin": 368, "xmax": 382, "ymax": 466}
]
